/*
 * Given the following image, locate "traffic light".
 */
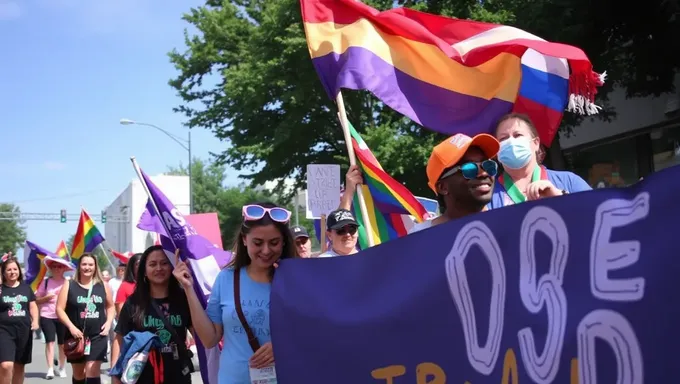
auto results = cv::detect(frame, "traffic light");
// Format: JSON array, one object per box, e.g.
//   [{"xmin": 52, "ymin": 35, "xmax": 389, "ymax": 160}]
[
  {"xmin": 101, "ymin": 210, "xmax": 107, "ymax": 224},
  {"xmin": 60, "ymin": 209, "xmax": 67, "ymax": 223}
]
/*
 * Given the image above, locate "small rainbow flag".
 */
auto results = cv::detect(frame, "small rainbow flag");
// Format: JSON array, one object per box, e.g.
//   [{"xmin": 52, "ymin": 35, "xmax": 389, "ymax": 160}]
[
  {"xmin": 55, "ymin": 240, "xmax": 70, "ymax": 261},
  {"xmin": 348, "ymin": 121, "xmax": 428, "ymax": 249},
  {"xmin": 70, "ymin": 209, "xmax": 105, "ymax": 262},
  {"xmin": 24, "ymin": 241, "xmax": 54, "ymax": 292}
]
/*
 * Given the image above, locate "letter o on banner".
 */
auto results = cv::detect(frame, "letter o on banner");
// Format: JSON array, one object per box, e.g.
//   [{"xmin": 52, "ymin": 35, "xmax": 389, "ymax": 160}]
[{"xmin": 444, "ymin": 220, "xmax": 506, "ymax": 375}]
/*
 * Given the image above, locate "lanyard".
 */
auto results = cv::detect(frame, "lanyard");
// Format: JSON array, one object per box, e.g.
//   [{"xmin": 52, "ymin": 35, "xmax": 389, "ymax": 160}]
[{"xmin": 498, "ymin": 166, "xmax": 548, "ymax": 204}]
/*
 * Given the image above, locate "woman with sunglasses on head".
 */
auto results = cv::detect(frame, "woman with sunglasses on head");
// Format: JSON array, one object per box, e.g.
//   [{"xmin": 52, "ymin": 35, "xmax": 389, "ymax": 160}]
[
  {"xmin": 317, "ymin": 209, "xmax": 360, "ymax": 257},
  {"xmin": 36, "ymin": 257, "xmax": 75, "ymax": 379},
  {"xmin": 489, "ymin": 113, "xmax": 591, "ymax": 208},
  {"xmin": 56, "ymin": 253, "xmax": 115, "ymax": 384},
  {"xmin": 112, "ymin": 245, "xmax": 194, "ymax": 384},
  {"xmin": 0, "ymin": 256, "xmax": 39, "ymax": 384},
  {"xmin": 173, "ymin": 202, "xmax": 298, "ymax": 384}
]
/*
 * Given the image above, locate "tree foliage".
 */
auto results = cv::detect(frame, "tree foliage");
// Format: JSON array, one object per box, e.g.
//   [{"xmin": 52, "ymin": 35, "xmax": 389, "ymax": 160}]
[
  {"xmin": 167, "ymin": 158, "xmax": 318, "ymax": 249},
  {"xmin": 169, "ymin": 0, "xmax": 679, "ymax": 198},
  {"xmin": 0, "ymin": 203, "xmax": 26, "ymax": 255}
]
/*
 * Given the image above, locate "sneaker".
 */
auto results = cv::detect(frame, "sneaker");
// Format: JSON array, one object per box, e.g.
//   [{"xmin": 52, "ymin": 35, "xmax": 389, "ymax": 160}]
[
  {"xmin": 46, "ymin": 368, "xmax": 55, "ymax": 380},
  {"xmin": 58, "ymin": 367, "xmax": 67, "ymax": 378}
]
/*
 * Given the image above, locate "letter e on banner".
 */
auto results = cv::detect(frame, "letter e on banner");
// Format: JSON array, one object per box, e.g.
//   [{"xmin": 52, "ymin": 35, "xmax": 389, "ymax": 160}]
[
  {"xmin": 517, "ymin": 207, "xmax": 568, "ymax": 384},
  {"xmin": 444, "ymin": 220, "xmax": 506, "ymax": 375},
  {"xmin": 590, "ymin": 193, "xmax": 649, "ymax": 302}
]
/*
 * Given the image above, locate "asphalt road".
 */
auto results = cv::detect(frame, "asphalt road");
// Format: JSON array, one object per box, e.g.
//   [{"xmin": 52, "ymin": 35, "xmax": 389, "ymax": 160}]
[{"xmin": 23, "ymin": 336, "xmax": 202, "ymax": 383}]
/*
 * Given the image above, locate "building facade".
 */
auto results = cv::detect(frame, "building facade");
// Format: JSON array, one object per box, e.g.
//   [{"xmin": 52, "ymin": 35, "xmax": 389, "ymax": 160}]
[
  {"xmin": 104, "ymin": 175, "xmax": 189, "ymax": 253},
  {"xmin": 558, "ymin": 75, "xmax": 680, "ymax": 188}
]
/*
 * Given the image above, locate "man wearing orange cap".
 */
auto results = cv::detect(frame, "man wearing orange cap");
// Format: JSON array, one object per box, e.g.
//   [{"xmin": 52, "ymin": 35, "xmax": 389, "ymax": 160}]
[{"xmin": 341, "ymin": 133, "xmax": 500, "ymax": 234}]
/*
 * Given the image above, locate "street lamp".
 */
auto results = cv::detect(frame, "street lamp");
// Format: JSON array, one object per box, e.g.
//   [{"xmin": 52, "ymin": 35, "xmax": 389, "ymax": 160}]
[{"xmin": 119, "ymin": 118, "xmax": 193, "ymax": 214}]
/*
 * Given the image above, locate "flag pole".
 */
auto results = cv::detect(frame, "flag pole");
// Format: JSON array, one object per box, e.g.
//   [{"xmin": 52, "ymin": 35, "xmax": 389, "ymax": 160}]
[
  {"xmin": 335, "ymin": 92, "xmax": 375, "ymax": 247},
  {"xmin": 97, "ymin": 242, "xmax": 117, "ymax": 273}
]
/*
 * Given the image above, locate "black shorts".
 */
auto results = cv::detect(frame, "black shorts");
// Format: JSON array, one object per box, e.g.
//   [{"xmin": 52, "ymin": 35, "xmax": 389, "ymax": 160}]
[
  {"xmin": 39, "ymin": 317, "xmax": 66, "ymax": 345},
  {"xmin": 66, "ymin": 334, "xmax": 108, "ymax": 364},
  {"xmin": 0, "ymin": 325, "xmax": 33, "ymax": 364}
]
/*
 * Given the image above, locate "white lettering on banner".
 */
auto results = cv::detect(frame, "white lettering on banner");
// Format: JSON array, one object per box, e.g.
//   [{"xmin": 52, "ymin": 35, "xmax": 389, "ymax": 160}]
[
  {"xmin": 306, "ymin": 164, "xmax": 341, "ymax": 219},
  {"xmin": 517, "ymin": 207, "xmax": 568, "ymax": 384},
  {"xmin": 430, "ymin": 196, "xmax": 648, "ymax": 384},
  {"xmin": 577, "ymin": 309, "xmax": 643, "ymax": 384},
  {"xmin": 590, "ymin": 192, "xmax": 649, "ymax": 302},
  {"xmin": 445, "ymin": 221, "xmax": 506, "ymax": 376}
]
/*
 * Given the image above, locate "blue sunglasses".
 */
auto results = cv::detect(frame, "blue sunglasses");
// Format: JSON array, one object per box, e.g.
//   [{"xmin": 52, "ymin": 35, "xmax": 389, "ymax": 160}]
[{"xmin": 440, "ymin": 159, "xmax": 498, "ymax": 180}]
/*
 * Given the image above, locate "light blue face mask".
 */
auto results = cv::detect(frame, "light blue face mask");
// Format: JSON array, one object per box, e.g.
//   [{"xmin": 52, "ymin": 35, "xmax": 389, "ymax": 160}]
[{"xmin": 498, "ymin": 137, "xmax": 533, "ymax": 170}]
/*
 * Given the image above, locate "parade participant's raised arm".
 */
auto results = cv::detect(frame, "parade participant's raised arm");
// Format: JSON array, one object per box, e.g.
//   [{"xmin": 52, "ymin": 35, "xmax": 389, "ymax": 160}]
[
  {"xmin": 339, "ymin": 164, "xmax": 364, "ymax": 210},
  {"xmin": 176, "ymin": 202, "xmax": 299, "ymax": 383}
]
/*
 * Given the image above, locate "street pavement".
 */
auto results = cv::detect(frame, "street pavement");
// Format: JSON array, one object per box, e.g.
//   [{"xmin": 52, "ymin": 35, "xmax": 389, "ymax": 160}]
[{"xmin": 24, "ymin": 337, "xmax": 202, "ymax": 383}]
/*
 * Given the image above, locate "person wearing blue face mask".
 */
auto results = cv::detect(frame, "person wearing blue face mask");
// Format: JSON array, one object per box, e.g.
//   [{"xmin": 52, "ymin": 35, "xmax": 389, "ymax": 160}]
[{"xmin": 488, "ymin": 113, "xmax": 591, "ymax": 208}]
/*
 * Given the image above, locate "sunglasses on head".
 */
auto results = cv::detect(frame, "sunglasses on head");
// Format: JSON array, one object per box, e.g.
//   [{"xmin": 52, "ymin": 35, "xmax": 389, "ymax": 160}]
[
  {"xmin": 242, "ymin": 204, "xmax": 291, "ymax": 223},
  {"xmin": 440, "ymin": 159, "xmax": 498, "ymax": 181},
  {"xmin": 335, "ymin": 225, "xmax": 358, "ymax": 236}
]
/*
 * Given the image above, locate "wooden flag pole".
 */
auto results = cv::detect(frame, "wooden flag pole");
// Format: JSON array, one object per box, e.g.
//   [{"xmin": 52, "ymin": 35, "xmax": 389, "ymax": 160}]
[
  {"xmin": 320, "ymin": 214, "xmax": 328, "ymax": 253},
  {"xmin": 335, "ymin": 92, "xmax": 375, "ymax": 247}
]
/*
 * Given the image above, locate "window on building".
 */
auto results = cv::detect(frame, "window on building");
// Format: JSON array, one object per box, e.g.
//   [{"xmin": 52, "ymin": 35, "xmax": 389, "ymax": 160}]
[
  {"xmin": 651, "ymin": 125, "xmax": 680, "ymax": 172},
  {"xmin": 567, "ymin": 137, "xmax": 640, "ymax": 188}
]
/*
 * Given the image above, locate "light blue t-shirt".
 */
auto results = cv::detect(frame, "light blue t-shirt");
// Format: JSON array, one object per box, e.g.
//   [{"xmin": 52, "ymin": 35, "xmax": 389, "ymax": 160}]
[
  {"xmin": 488, "ymin": 168, "xmax": 591, "ymax": 209},
  {"xmin": 206, "ymin": 267, "xmax": 272, "ymax": 384}
]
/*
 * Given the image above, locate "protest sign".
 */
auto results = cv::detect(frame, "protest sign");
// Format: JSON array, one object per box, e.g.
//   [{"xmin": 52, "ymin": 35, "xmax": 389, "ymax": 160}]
[
  {"xmin": 306, "ymin": 164, "xmax": 341, "ymax": 219},
  {"xmin": 272, "ymin": 166, "xmax": 679, "ymax": 384}
]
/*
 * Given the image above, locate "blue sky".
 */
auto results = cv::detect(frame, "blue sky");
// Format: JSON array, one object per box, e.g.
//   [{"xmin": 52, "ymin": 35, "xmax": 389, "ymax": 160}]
[{"xmin": 0, "ymin": 0, "xmax": 242, "ymax": 260}]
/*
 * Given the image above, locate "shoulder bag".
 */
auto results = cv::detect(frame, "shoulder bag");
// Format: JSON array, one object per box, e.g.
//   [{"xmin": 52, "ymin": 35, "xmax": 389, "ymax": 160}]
[
  {"xmin": 234, "ymin": 268, "xmax": 261, "ymax": 353},
  {"xmin": 64, "ymin": 283, "xmax": 93, "ymax": 360},
  {"xmin": 149, "ymin": 300, "xmax": 194, "ymax": 376}
]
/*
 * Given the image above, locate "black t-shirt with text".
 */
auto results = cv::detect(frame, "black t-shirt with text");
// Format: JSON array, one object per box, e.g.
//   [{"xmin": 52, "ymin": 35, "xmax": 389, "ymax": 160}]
[
  {"xmin": 65, "ymin": 281, "xmax": 107, "ymax": 338},
  {"xmin": 0, "ymin": 282, "xmax": 36, "ymax": 330},
  {"xmin": 116, "ymin": 296, "xmax": 192, "ymax": 384}
]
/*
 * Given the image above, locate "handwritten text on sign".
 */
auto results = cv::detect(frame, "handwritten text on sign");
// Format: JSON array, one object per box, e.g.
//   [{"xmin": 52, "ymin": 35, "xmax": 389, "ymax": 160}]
[{"xmin": 306, "ymin": 164, "xmax": 341, "ymax": 219}]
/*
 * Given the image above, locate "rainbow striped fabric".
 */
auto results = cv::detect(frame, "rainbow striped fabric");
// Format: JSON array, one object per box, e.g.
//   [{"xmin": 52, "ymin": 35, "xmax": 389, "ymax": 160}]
[
  {"xmin": 70, "ymin": 209, "xmax": 105, "ymax": 262},
  {"xmin": 300, "ymin": 0, "xmax": 604, "ymax": 145},
  {"xmin": 348, "ymin": 121, "xmax": 428, "ymax": 248},
  {"xmin": 24, "ymin": 241, "xmax": 53, "ymax": 292},
  {"xmin": 55, "ymin": 240, "xmax": 70, "ymax": 260}
]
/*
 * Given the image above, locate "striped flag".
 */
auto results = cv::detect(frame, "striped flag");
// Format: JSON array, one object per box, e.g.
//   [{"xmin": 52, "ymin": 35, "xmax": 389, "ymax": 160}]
[
  {"xmin": 70, "ymin": 209, "xmax": 105, "ymax": 263},
  {"xmin": 24, "ymin": 241, "xmax": 55, "ymax": 292},
  {"xmin": 55, "ymin": 240, "xmax": 70, "ymax": 261}
]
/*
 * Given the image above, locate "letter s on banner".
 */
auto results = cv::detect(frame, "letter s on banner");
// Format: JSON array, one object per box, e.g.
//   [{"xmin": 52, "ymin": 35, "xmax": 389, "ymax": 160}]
[
  {"xmin": 445, "ymin": 221, "xmax": 506, "ymax": 375},
  {"xmin": 590, "ymin": 193, "xmax": 649, "ymax": 302},
  {"xmin": 577, "ymin": 309, "xmax": 643, "ymax": 384},
  {"xmin": 517, "ymin": 207, "xmax": 568, "ymax": 384}
]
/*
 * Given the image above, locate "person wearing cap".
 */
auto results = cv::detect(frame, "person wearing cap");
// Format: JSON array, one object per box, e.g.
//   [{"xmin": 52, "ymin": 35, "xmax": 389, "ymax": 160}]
[
  {"xmin": 35, "ymin": 256, "xmax": 76, "ymax": 379},
  {"xmin": 318, "ymin": 209, "xmax": 360, "ymax": 258},
  {"xmin": 290, "ymin": 225, "xmax": 313, "ymax": 258},
  {"xmin": 341, "ymin": 132, "xmax": 500, "ymax": 234}
]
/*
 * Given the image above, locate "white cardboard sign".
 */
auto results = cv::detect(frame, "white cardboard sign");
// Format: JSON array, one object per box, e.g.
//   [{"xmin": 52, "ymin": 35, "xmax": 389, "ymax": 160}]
[{"xmin": 306, "ymin": 164, "xmax": 341, "ymax": 219}]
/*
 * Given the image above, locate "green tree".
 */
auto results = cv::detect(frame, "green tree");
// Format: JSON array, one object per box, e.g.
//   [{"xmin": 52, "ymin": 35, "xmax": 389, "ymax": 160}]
[
  {"xmin": 167, "ymin": 158, "xmax": 318, "ymax": 248},
  {"xmin": 169, "ymin": 0, "xmax": 679, "ymax": 197},
  {"xmin": 0, "ymin": 203, "xmax": 26, "ymax": 255}
]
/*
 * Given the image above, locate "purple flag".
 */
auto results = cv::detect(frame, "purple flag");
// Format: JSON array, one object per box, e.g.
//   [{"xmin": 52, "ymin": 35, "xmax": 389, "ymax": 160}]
[{"xmin": 135, "ymin": 168, "xmax": 232, "ymax": 384}]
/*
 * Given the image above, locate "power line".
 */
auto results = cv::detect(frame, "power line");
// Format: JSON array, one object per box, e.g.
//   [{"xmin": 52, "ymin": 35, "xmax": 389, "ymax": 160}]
[
  {"xmin": 8, "ymin": 189, "xmax": 112, "ymax": 204},
  {"xmin": 0, "ymin": 212, "xmax": 129, "ymax": 223}
]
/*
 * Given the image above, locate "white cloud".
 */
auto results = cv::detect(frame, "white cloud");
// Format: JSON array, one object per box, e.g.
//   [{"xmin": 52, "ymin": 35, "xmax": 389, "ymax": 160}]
[
  {"xmin": 0, "ymin": 1, "xmax": 21, "ymax": 20},
  {"xmin": 43, "ymin": 161, "xmax": 66, "ymax": 171}
]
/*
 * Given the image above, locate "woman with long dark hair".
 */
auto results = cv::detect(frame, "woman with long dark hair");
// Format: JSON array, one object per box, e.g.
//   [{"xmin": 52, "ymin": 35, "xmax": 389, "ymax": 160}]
[
  {"xmin": 112, "ymin": 245, "xmax": 194, "ymax": 384},
  {"xmin": 0, "ymin": 256, "xmax": 39, "ymax": 384},
  {"xmin": 56, "ymin": 253, "xmax": 115, "ymax": 384},
  {"xmin": 173, "ymin": 202, "xmax": 299, "ymax": 383}
]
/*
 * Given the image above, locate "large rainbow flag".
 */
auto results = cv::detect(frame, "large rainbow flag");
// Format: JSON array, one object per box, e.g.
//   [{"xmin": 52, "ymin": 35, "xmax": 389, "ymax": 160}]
[
  {"xmin": 300, "ymin": 0, "xmax": 604, "ymax": 145},
  {"xmin": 348, "ymin": 121, "xmax": 428, "ymax": 248},
  {"xmin": 70, "ymin": 209, "xmax": 105, "ymax": 262},
  {"xmin": 24, "ymin": 241, "xmax": 55, "ymax": 292},
  {"xmin": 55, "ymin": 240, "xmax": 70, "ymax": 261}
]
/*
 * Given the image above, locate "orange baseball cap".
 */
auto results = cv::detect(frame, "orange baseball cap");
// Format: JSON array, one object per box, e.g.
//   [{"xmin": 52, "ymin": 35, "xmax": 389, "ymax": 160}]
[{"xmin": 426, "ymin": 133, "xmax": 500, "ymax": 192}]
